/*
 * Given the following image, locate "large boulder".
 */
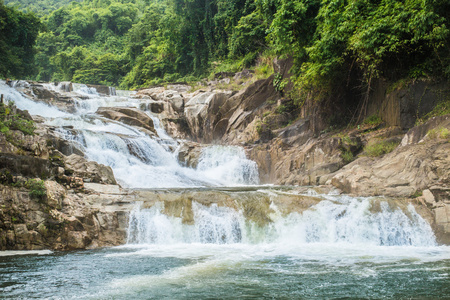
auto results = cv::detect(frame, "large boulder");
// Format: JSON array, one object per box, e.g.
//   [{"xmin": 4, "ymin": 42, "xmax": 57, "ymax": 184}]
[
  {"xmin": 176, "ymin": 141, "xmax": 205, "ymax": 168},
  {"xmin": 64, "ymin": 154, "xmax": 117, "ymax": 185},
  {"xmin": 96, "ymin": 107, "xmax": 157, "ymax": 135}
]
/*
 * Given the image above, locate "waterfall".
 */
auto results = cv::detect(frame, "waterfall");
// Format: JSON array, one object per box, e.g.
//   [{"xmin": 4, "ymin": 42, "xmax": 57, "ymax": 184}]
[
  {"xmin": 72, "ymin": 83, "xmax": 99, "ymax": 96},
  {"xmin": 0, "ymin": 80, "xmax": 259, "ymax": 188},
  {"xmin": 126, "ymin": 194, "xmax": 437, "ymax": 247},
  {"xmin": 0, "ymin": 81, "xmax": 68, "ymax": 118},
  {"xmin": 197, "ymin": 146, "xmax": 259, "ymax": 185}
]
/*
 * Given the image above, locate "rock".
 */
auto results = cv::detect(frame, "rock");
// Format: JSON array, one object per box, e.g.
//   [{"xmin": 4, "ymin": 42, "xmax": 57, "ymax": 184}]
[
  {"xmin": 233, "ymin": 69, "xmax": 254, "ymax": 82},
  {"xmin": 0, "ymin": 153, "xmax": 57, "ymax": 179},
  {"xmin": 87, "ymin": 84, "xmax": 116, "ymax": 96},
  {"xmin": 176, "ymin": 141, "xmax": 205, "ymax": 168},
  {"xmin": 422, "ymin": 189, "xmax": 436, "ymax": 206},
  {"xmin": 66, "ymin": 231, "xmax": 91, "ymax": 249},
  {"xmin": 58, "ymin": 81, "xmax": 73, "ymax": 92},
  {"xmin": 64, "ymin": 154, "xmax": 117, "ymax": 185},
  {"xmin": 84, "ymin": 183, "xmax": 122, "ymax": 195},
  {"xmin": 96, "ymin": 107, "xmax": 157, "ymax": 135},
  {"xmin": 401, "ymin": 115, "xmax": 450, "ymax": 146},
  {"xmin": 166, "ymin": 84, "xmax": 192, "ymax": 93},
  {"xmin": 45, "ymin": 181, "xmax": 66, "ymax": 209},
  {"xmin": 14, "ymin": 224, "xmax": 30, "ymax": 247}
]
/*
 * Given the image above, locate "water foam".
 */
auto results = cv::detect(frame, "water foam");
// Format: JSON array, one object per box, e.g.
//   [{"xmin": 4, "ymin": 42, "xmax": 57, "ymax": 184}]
[{"xmin": 126, "ymin": 194, "xmax": 437, "ymax": 247}]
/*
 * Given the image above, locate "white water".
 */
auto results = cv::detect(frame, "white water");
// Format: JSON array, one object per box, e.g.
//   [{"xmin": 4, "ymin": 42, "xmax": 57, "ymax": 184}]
[
  {"xmin": 0, "ymin": 81, "xmax": 259, "ymax": 188},
  {"xmin": 127, "ymin": 194, "xmax": 437, "ymax": 247},
  {"xmin": 0, "ymin": 81, "xmax": 69, "ymax": 118}
]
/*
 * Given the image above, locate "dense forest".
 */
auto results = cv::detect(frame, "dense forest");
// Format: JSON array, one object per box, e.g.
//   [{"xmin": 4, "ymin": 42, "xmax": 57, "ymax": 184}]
[{"xmin": 1, "ymin": 0, "xmax": 449, "ymax": 102}]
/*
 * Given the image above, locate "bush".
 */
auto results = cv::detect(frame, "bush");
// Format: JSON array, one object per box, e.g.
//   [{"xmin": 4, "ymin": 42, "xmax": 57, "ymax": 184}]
[
  {"xmin": 427, "ymin": 127, "xmax": 450, "ymax": 140},
  {"xmin": 418, "ymin": 99, "xmax": 450, "ymax": 124},
  {"xmin": 25, "ymin": 179, "xmax": 47, "ymax": 201},
  {"xmin": 0, "ymin": 102, "xmax": 36, "ymax": 136},
  {"xmin": 364, "ymin": 141, "xmax": 399, "ymax": 157},
  {"xmin": 363, "ymin": 115, "xmax": 382, "ymax": 126},
  {"xmin": 341, "ymin": 149, "xmax": 354, "ymax": 164}
]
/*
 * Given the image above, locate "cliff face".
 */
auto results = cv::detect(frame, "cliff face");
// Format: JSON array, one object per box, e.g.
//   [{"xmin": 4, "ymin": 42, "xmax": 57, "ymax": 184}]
[
  {"xmin": 0, "ymin": 182, "xmax": 128, "ymax": 250},
  {"xmin": 142, "ymin": 67, "xmax": 449, "ymax": 243}
]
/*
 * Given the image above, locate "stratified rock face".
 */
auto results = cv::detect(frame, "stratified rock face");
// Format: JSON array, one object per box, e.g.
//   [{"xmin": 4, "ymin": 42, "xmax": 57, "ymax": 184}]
[
  {"xmin": 0, "ymin": 182, "xmax": 129, "ymax": 251},
  {"xmin": 96, "ymin": 107, "xmax": 157, "ymax": 135},
  {"xmin": 248, "ymin": 134, "xmax": 342, "ymax": 185},
  {"xmin": 184, "ymin": 91, "xmax": 234, "ymax": 142},
  {"xmin": 367, "ymin": 80, "xmax": 450, "ymax": 130},
  {"xmin": 330, "ymin": 115, "xmax": 450, "ymax": 197}
]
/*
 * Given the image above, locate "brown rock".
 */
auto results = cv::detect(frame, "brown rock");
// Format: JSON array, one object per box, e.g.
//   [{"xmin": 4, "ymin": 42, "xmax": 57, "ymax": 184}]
[
  {"xmin": 96, "ymin": 107, "xmax": 157, "ymax": 135},
  {"xmin": 64, "ymin": 154, "xmax": 117, "ymax": 185}
]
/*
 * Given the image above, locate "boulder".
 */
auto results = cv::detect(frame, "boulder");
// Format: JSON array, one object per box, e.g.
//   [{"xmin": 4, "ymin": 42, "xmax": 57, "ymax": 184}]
[
  {"xmin": 184, "ymin": 91, "xmax": 232, "ymax": 142},
  {"xmin": 96, "ymin": 107, "xmax": 157, "ymax": 135},
  {"xmin": 176, "ymin": 141, "xmax": 205, "ymax": 168},
  {"xmin": 64, "ymin": 154, "xmax": 117, "ymax": 185},
  {"xmin": 87, "ymin": 84, "xmax": 116, "ymax": 96}
]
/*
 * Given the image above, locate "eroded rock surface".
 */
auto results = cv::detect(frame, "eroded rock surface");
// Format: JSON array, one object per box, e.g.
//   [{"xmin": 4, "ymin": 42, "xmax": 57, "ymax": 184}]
[{"xmin": 0, "ymin": 182, "xmax": 130, "ymax": 250}]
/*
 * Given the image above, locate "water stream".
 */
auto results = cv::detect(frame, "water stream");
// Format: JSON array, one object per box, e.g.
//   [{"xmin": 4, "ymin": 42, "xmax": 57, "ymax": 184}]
[{"xmin": 0, "ymin": 81, "xmax": 449, "ymax": 298}]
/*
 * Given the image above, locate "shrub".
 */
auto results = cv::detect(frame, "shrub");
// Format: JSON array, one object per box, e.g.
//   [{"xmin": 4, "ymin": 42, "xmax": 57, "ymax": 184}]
[
  {"xmin": 364, "ymin": 141, "xmax": 399, "ymax": 157},
  {"xmin": 341, "ymin": 149, "xmax": 354, "ymax": 164},
  {"xmin": 427, "ymin": 127, "xmax": 450, "ymax": 140},
  {"xmin": 363, "ymin": 115, "xmax": 382, "ymax": 126},
  {"xmin": 25, "ymin": 179, "xmax": 47, "ymax": 201},
  {"xmin": 0, "ymin": 102, "xmax": 35, "ymax": 136}
]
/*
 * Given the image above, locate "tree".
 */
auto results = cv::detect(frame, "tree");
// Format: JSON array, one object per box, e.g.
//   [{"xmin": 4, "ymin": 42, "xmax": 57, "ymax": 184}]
[{"xmin": 0, "ymin": 0, "xmax": 41, "ymax": 78}]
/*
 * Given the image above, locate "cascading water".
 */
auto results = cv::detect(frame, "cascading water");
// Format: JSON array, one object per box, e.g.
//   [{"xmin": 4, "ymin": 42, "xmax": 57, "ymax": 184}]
[
  {"xmin": 126, "ymin": 193, "xmax": 436, "ymax": 247},
  {"xmin": 0, "ymin": 80, "xmax": 259, "ymax": 188}
]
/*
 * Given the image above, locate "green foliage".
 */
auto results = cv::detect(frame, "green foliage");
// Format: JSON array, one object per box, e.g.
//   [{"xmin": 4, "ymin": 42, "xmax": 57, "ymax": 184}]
[
  {"xmin": 276, "ymin": 104, "xmax": 287, "ymax": 114},
  {"xmin": 25, "ymin": 179, "xmax": 47, "ymax": 200},
  {"xmin": 341, "ymin": 149, "xmax": 354, "ymax": 164},
  {"xmin": 364, "ymin": 140, "xmax": 399, "ymax": 157},
  {"xmin": 417, "ymin": 98, "xmax": 450, "ymax": 124},
  {"xmin": 0, "ymin": 1, "xmax": 42, "ymax": 78},
  {"xmin": 427, "ymin": 127, "xmax": 450, "ymax": 140},
  {"xmin": 4, "ymin": 0, "xmax": 82, "ymax": 16},
  {"xmin": 363, "ymin": 115, "xmax": 383, "ymax": 126},
  {"xmin": 4, "ymin": 0, "xmax": 449, "ymax": 96},
  {"xmin": 273, "ymin": 73, "xmax": 289, "ymax": 93},
  {"xmin": 0, "ymin": 102, "xmax": 35, "ymax": 137}
]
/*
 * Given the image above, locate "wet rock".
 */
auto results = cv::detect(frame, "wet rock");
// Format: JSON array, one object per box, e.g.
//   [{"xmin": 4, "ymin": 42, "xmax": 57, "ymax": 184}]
[
  {"xmin": 184, "ymin": 91, "xmax": 232, "ymax": 142},
  {"xmin": 66, "ymin": 231, "xmax": 91, "ymax": 249},
  {"xmin": 96, "ymin": 107, "xmax": 157, "ymax": 135},
  {"xmin": 176, "ymin": 141, "xmax": 205, "ymax": 168},
  {"xmin": 87, "ymin": 84, "xmax": 116, "ymax": 96}
]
